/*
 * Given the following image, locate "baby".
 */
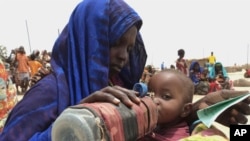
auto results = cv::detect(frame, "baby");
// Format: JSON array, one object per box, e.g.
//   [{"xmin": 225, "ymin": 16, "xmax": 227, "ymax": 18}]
[{"xmin": 138, "ymin": 69, "xmax": 194, "ymax": 141}]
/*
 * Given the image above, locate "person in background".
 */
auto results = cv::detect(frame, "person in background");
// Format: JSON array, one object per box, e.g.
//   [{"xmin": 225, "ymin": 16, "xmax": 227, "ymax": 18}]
[
  {"xmin": 141, "ymin": 65, "xmax": 155, "ymax": 84},
  {"xmin": 28, "ymin": 54, "xmax": 43, "ymax": 78},
  {"xmin": 189, "ymin": 61, "xmax": 210, "ymax": 95},
  {"xmin": 1, "ymin": 0, "xmax": 250, "ymax": 141},
  {"xmin": 29, "ymin": 49, "xmax": 41, "ymax": 62},
  {"xmin": 170, "ymin": 64, "xmax": 175, "ymax": 69},
  {"xmin": 208, "ymin": 51, "xmax": 216, "ymax": 69},
  {"xmin": 15, "ymin": 46, "xmax": 30, "ymax": 94},
  {"xmin": 208, "ymin": 62, "xmax": 234, "ymax": 92},
  {"xmin": 0, "ymin": 57, "xmax": 17, "ymax": 132},
  {"xmin": 161, "ymin": 62, "xmax": 165, "ymax": 70},
  {"xmin": 40, "ymin": 49, "xmax": 51, "ymax": 67},
  {"xmin": 176, "ymin": 49, "xmax": 188, "ymax": 76}
]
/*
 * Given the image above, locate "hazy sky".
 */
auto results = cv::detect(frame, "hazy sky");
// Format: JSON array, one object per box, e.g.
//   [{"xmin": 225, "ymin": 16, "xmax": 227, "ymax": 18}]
[{"xmin": 1, "ymin": 0, "xmax": 250, "ymax": 67}]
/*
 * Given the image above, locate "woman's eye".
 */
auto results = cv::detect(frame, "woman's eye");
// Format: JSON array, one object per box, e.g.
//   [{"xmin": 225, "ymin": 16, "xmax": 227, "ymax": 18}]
[{"xmin": 127, "ymin": 46, "xmax": 133, "ymax": 52}]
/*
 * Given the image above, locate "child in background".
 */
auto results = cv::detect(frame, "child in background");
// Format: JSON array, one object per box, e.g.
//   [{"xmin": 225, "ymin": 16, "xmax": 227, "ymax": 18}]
[{"xmin": 176, "ymin": 49, "xmax": 188, "ymax": 76}]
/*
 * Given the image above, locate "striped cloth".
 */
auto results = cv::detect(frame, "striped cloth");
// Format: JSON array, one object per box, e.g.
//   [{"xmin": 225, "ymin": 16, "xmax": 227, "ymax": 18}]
[{"xmin": 52, "ymin": 96, "xmax": 158, "ymax": 141}]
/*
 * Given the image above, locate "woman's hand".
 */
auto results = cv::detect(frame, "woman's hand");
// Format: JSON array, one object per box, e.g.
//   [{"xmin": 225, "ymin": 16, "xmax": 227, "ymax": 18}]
[
  {"xmin": 189, "ymin": 90, "xmax": 250, "ymax": 127},
  {"xmin": 79, "ymin": 85, "xmax": 141, "ymax": 107}
]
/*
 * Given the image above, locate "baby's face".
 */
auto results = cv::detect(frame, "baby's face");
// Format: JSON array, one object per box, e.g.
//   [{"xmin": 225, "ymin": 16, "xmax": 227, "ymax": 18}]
[{"xmin": 148, "ymin": 71, "xmax": 186, "ymax": 125}]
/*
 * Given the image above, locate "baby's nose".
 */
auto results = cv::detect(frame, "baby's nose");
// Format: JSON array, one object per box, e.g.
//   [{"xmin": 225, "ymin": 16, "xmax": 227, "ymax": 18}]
[{"xmin": 153, "ymin": 97, "xmax": 160, "ymax": 105}]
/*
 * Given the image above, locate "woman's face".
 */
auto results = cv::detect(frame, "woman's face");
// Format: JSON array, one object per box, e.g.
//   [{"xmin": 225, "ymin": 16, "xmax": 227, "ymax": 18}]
[{"xmin": 109, "ymin": 26, "xmax": 137, "ymax": 77}]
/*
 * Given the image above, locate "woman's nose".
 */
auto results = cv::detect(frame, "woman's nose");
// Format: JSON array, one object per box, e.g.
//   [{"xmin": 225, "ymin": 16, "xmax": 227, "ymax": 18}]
[{"xmin": 117, "ymin": 47, "xmax": 128, "ymax": 60}]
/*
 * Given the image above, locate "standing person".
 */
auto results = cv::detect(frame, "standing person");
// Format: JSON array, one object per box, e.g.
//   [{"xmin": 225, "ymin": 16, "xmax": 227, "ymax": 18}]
[
  {"xmin": 0, "ymin": 0, "xmax": 250, "ymax": 141},
  {"xmin": 161, "ymin": 62, "xmax": 165, "ymax": 70},
  {"xmin": 176, "ymin": 49, "xmax": 188, "ymax": 76},
  {"xmin": 15, "ymin": 46, "xmax": 30, "ymax": 94},
  {"xmin": 208, "ymin": 51, "xmax": 216, "ymax": 67},
  {"xmin": 28, "ymin": 54, "xmax": 43, "ymax": 78}
]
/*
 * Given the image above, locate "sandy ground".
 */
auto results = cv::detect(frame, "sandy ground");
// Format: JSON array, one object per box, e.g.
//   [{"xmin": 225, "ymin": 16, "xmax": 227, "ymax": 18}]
[{"xmin": 16, "ymin": 70, "xmax": 250, "ymax": 139}]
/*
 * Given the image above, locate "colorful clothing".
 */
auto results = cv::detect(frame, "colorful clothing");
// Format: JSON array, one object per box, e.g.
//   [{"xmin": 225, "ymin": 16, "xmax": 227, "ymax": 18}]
[
  {"xmin": 28, "ymin": 60, "xmax": 43, "ymax": 77},
  {"xmin": 208, "ymin": 62, "xmax": 233, "ymax": 92},
  {"xmin": 0, "ymin": 60, "xmax": 17, "ymax": 132},
  {"xmin": 0, "ymin": 0, "xmax": 147, "ymax": 140},
  {"xmin": 189, "ymin": 61, "xmax": 210, "ymax": 95},
  {"xmin": 208, "ymin": 55, "xmax": 216, "ymax": 65},
  {"xmin": 16, "ymin": 53, "xmax": 30, "ymax": 73},
  {"xmin": 180, "ymin": 123, "xmax": 228, "ymax": 141},
  {"xmin": 176, "ymin": 58, "xmax": 188, "ymax": 76}
]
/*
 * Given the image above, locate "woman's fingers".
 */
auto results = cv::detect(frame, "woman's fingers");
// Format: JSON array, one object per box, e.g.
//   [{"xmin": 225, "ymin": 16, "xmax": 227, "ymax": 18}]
[
  {"xmin": 216, "ymin": 107, "xmax": 249, "ymax": 126},
  {"xmin": 79, "ymin": 86, "xmax": 140, "ymax": 107},
  {"xmin": 79, "ymin": 90, "xmax": 121, "ymax": 105},
  {"xmin": 220, "ymin": 90, "xmax": 249, "ymax": 100},
  {"xmin": 234, "ymin": 101, "xmax": 250, "ymax": 115},
  {"xmin": 113, "ymin": 86, "xmax": 141, "ymax": 105},
  {"xmin": 231, "ymin": 108, "xmax": 248, "ymax": 124}
]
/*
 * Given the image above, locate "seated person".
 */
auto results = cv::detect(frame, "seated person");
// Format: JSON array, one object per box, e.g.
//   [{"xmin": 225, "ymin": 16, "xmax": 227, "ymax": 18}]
[
  {"xmin": 244, "ymin": 68, "xmax": 250, "ymax": 78},
  {"xmin": 208, "ymin": 62, "xmax": 233, "ymax": 92},
  {"xmin": 189, "ymin": 61, "xmax": 210, "ymax": 95}
]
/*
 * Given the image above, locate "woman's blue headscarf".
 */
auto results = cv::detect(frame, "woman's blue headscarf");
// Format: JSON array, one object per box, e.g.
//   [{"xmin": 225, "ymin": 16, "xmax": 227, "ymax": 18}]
[
  {"xmin": 209, "ymin": 62, "xmax": 228, "ymax": 79},
  {"xmin": 51, "ymin": 0, "xmax": 147, "ymax": 110}
]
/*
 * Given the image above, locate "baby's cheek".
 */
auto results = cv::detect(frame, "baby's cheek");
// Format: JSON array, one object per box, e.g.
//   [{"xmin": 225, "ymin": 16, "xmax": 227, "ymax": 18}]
[{"xmin": 157, "ymin": 102, "xmax": 180, "ymax": 124}]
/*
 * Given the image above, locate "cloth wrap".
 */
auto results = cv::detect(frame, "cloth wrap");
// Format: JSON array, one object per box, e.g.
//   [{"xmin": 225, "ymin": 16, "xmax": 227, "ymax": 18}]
[{"xmin": 52, "ymin": 96, "xmax": 158, "ymax": 141}]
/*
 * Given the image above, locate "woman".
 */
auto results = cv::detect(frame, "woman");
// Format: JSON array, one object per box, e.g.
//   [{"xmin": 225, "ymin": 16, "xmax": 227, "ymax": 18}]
[
  {"xmin": 0, "ymin": 0, "xmax": 146, "ymax": 140},
  {"xmin": 209, "ymin": 62, "xmax": 234, "ymax": 92},
  {"xmin": 0, "ymin": 0, "xmax": 249, "ymax": 141}
]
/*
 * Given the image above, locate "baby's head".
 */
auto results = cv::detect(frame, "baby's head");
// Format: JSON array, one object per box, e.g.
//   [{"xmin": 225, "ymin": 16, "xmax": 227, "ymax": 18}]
[{"xmin": 148, "ymin": 69, "xmax": 194, "ymax": 126}]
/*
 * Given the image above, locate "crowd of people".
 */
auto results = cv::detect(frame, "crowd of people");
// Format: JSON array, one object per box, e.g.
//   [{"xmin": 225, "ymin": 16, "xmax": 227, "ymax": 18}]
[
  {"xmin": 7, "ymin": 47, "xmax": 52, "ymax": 94},
  {"xmin": 141, "ymin": 49, "xmax": 233, "ymax": 95},
  {"xmin": 0, "ymin": 0, "xmax": 249, "ymax": 141},
  {"xmin": 0, "ymin": 46, "xmax": 52, "ymax": 131}
]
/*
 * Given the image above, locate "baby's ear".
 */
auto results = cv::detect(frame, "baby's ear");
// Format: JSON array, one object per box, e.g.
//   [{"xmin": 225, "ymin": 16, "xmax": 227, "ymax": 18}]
[{"xmin": 180, "ymin": 103, "xmax": 193, "ymax": 118}]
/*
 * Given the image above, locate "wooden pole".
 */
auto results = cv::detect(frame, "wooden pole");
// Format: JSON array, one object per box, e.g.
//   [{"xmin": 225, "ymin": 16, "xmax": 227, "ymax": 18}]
[
  {"xmin": 58, "ymin": 29, "xmax": 60, "ymax": 36},
  {"xmin": 25, "ymin": 20, "xmax": 32, "ymax": 53}
]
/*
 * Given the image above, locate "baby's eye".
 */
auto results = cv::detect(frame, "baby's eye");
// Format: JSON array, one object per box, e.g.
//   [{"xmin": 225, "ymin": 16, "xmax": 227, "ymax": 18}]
[{"xmin": 162, "ymin": 94, "xmax": 171, "ymax": 100}]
